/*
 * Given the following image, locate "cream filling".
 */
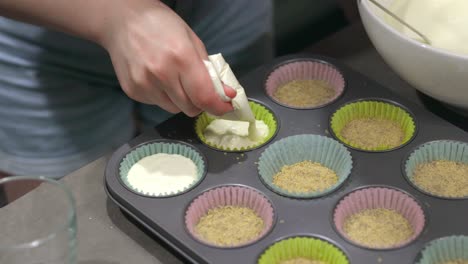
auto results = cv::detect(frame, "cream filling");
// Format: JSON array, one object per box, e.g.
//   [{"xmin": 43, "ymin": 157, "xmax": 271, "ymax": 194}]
[
  {"xmin": 127, "ymin": 153, "xmax": 197, "ymax": 195},
  {"xmin": 389, "ymin": 0, "xmax": 468, "ymax": 55},
  {"xmin": 204, "ymin": 119, "xmax": 269, "ymax": 149}
]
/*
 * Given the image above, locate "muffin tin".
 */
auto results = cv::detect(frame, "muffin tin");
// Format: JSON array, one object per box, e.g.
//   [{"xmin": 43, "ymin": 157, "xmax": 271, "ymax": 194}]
[{"xmin": 104, "ymin": 54, "xmax": 468, "ymax": 264}]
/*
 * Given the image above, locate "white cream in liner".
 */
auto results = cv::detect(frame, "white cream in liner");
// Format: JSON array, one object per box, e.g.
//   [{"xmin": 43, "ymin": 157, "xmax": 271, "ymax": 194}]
[
  {"xmin": 204, "ymin": 119, "xmax": 269, "ymax": 150},
  {"xmin": 127, "ymin": 153, "xmax": 197, "ymax": 195}
]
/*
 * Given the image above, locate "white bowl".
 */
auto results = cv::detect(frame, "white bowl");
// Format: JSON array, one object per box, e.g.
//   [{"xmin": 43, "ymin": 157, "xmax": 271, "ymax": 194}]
[{"xmin": 358, "ymin": 0, "xmax": 468, "ymax": 110}]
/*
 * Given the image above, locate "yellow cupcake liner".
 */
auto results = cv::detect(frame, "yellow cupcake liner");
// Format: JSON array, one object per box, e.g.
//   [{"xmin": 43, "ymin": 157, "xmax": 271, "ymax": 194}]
[
  {"xmin": 258, "ymin": 236, "xmax": 349, "ymax": 264},
  {"xmin": 330, "ymin": 100, "xmax": 416, "ymax": 151},
  {"xmin": 195, "ymin": 101, "xmax": 278, "ymax": 151}
]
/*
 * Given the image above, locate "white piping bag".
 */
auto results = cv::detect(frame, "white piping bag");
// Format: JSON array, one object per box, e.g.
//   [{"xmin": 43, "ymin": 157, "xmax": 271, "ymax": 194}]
[{"xmin": 204, "ymin": 53, "xmax": 261, "ymax": 139}]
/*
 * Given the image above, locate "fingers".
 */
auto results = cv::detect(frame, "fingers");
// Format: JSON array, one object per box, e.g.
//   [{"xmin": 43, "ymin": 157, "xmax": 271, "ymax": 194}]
[
  {"xmin": 151, "ymin": 90, "xmax": 181, "ymax": 114},
  {"xmin": 145, "ymin": 49, "xmax": 202, "ymax": 117},
  {"xmin": 122, "ymin": 61, "xmax": 181, "ymax": 114},
  {"xmin": 160, "ymin": 78, "xmax": 202, "ymax": 117},
  {"xmin": 177, "ymin": 32, "xmax": 234, "ymax": 116},
  {"xmin": 125, "ymin": 83, "xmax": 181, "ymax": 114},
  {"xmin": 135, "ymin": 79, "xmax": 182, "ymax": 114},
  {"xmin": 223, "ymin": 84, "xmax": 237, "ymax": 99},
  {"xmin": 180, "ymin": 62, "xmax": 234, "ymax": 116}
]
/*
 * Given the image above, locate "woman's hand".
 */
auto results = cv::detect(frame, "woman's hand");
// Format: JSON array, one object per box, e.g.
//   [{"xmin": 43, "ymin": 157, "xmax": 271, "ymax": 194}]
[{"xmin": 100, "ymin": 0, "xmax": 235, "ymax": 116}]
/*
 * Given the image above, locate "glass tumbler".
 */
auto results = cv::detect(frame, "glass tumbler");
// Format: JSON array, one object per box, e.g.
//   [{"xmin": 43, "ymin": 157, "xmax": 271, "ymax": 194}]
[{"xmin": 0, "ymin": 176, "xmax": 76, "ymax": 264}]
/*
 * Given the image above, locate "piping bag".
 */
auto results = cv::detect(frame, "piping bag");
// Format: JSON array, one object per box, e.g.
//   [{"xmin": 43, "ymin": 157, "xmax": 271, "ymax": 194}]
[{"xmin": 203, "ymin": 53, "xmax": 262, "ymax": 140}]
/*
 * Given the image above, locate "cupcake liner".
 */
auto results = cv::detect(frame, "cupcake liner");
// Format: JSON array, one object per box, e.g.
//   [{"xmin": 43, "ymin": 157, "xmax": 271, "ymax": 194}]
[
  {"xmin": 185, "ymin": 185, "xmax": 275, "ymax": 248},
  {"xmin": 119, "ymin": 141, "xmax": 206, "ymax": 197},
  {"xmin": 258, "ymin": 134, "xmax": 353, "ymax": 198},
  {"xmin": 258, "ymin": 236, "xmax": 349, "ymax": 264},
  {"xmin": 195, "ymin": 100, "xmax": 278, "ymax": 152},
  {"xmin": 265, "ymin": 60, "xmax": 345, "ymax": 109},
  {"xmin": 417, "ymin": 235, "xmax": 468, "ymax": 264},
  {"xmin": 333, "ymin": 187, "xmax": 425, "ymax": 249},
  {"xmin": 330, "ymin": 100, "xmax": 416, "ymax": 151},
  {"xmin": 404, "ymin": 140, "xmax": 468, "ymax": 199}
]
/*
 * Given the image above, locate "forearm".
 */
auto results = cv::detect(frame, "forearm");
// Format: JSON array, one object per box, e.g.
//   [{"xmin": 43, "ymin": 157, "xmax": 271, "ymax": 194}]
[{"xmin": 0, "ymin": 0, "xmax": 127, "ymax": 44}]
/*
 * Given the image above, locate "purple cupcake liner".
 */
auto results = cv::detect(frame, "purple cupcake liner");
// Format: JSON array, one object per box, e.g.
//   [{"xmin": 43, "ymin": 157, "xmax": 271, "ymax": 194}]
[
  {"xmin": 185, "ymin": 185, "xmax": 275, "ymax": 248},
  {"xmin": 265, "ymin": 60, "xmax": 345, "ymax": 109},
  {"xmin": 333, "ymin": 187, "xmax": 425, "ymax": 250}
]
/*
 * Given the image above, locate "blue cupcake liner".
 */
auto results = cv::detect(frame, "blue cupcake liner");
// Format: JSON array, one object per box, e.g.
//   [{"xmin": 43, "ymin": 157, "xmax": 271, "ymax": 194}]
[
  {"xmin": 404, "ymin": 140, "xmax": 468, "ymax": 198},
  {"xmin": 417, "ymin": 235, "xmax": 468, "ymax": 264},
  {"xmin": 258, "ymin": 134, "xmax": 353, "ymax": 198},
  {"xmin": 119, "ymin": 141, "xmax": 206, "ymax": 197}
]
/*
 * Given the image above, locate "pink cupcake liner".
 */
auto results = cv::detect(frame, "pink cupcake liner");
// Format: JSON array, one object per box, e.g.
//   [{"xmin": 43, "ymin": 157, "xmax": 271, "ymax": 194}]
[
  {"xmin": 265, "ymin": 60, "xmax": 345, "ymax": 108},
  {"xmin": 333, "ymin": 187, "xmax": 425, "ymax": 249},
  {"xmin": 185, "ymin": 185, "xmax": 275, "ymax": 248}
]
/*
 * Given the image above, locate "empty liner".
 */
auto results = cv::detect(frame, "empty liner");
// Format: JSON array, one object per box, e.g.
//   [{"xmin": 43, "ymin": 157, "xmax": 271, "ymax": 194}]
[
  {"xmin": 265, "ymin": 60, "xmax": 345, "ymax": 109},
  {"xmin": 184, "ymin": 185, "xmax": 275, "ymax": 248},
  {"xmin": 194, "ymin": 101, "xmax": 278, "ymax": 152},
  {"xmin": 417, "ymin": 236, "xmax": 468, "ymax": 264},
  {"xmin": 330, "ymin": 100, "xmax": 416, "ymax": 151},
  {"xmin": 333, "ymin": 187, "xmax": 425, "ymax": 250},
  {"xmin": 258, "ymin": 134, "xmax": 353, "ymax": 198},
  {"xmin": 119, "ymin": 141, "xmax": 206, "ymax": 197},
  {"xmin": 258, "ymin": 236, "xmax": 349, "ymax": 264},
  {"xmin": 404, "ymin": 140, "xmax": 468, "ymax": 199}
]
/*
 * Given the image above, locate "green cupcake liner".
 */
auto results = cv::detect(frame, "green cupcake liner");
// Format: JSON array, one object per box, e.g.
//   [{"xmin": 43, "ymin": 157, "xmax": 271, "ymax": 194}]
[
  {"xmin": 330, "ymin": 100, "xmax": 416, "ymax": 151},
  {"xmin": 417, "ymin": 236, "xmax": 468, "ymax": 264},
  {"xmin": 195, "ymin": 101, "xmax": 278, "ymax": 151},
  {"xmin": 258, "ymin": 134, "xmax": 353, "ymax": 198},
  {"xmin": 119, "ymin": 141, "xmax": 206, "ymax": 197},
  {"xmin": 405, "ymin": 140, "xmax": 468, "ymax": 198},
  {"xmin": 258, "ymin": 237, "xmax": 349, "ymax": 264}
]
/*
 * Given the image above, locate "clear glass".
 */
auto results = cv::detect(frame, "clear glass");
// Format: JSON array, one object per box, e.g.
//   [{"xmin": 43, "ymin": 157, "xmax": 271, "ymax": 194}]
[{"xmin": 0, "ymin": 176, "xmax": 76, "ymax": 264}]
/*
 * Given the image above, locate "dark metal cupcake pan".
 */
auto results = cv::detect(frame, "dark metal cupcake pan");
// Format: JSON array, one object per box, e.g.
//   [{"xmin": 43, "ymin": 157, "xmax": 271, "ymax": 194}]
[{"xmin": 104, "ymin": 54, "xmax": 468, "ymax": 264}]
